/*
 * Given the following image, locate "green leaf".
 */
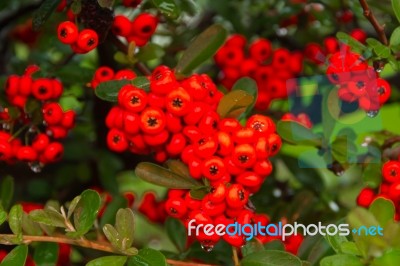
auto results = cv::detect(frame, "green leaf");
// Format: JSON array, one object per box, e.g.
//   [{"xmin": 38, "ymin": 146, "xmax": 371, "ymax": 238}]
[
  {"xmin": 390, "ymin": 26, "xmax": 400, "ymax": 47},
  {"xmin": 340, "ymin": 242, "xmax": 362, "ymax": 256},
  {"xmin": 362, "ymin": 163, "xmax": 382, "ymax": 188},
  {"xmin": 164, "ymin": 160, "xmax": 191, "ymax": 179},
  {"xmin": 242, "ymin": 239, "xmax": 265, "ymax": 257},
  {"xmin": 135, "ymin": 162, "xmax": 201, "ymax": 189},
  {"xmin": 33, "ymin": 242, "xmax": 59, "ymax": 266},
  {"xmin": 324, "ymin": 230, "xmax": 348, "ymax": 254},
  {"xmin": 277, "ymin": 121, "xmax": 322, "ymax": 147},
  {"xmin": 372, "ymin": 249, "xmax": 400, "ymax": 266},
  {"xmin": 322, "ymin": 87, "xmax": 340, "ymax": 141},
  {"xmin": 217, "ymin": 90, "xmax": 254, "ymax": 118},
  {"xmin": 0, "ymin": 209, "xmax": 6, "ymax": 226},
  {"xmin": 241, "ymin": 250, "xmax": 302, "ymax": 266},
  {"xmin": 97, "ymin": 0, "xmax": 114, "ymax": 8},
  {"xmin": 152, "ymin": 0, "xmax": 180, "ymax": 19},
  {"xmin": 21, "ymin": 213, "xmax": 43, "ymax": 236},
  {"xmin": 29, "ymin": 209, "xmax": 66, "ymax": 228},
  {"xmin": 95, "ymin": 80, "xmax": 131, "ymax": 102},
  {"xmin": 100, "ymin": 195, "xmax": 127, "ymax": 227},
  {"xmin": 366, "ymin": 38, "xmax": 391, "ymax": 58},
  {"xmin": 71, "ymin": 0, "xmax": 82, "ymax": 14},
  {"xmin": 32, "ymin": 0, "xmax": 60, "ymax": 31},
  {"xmin": 331, "ymin": 135, "xmax": 357, "ymax": 166},
  {"xmin": 0, "ymin": 175, "xmax": 14, "ymax": 210},
  {"xmin": 103, "ymin": 224, "xmax": 121, "ymax": 250},
  {"xmin": 336, "ymin": 32, "xmax": 367, "ymax": 54},
  {"xmin": 137, "ymin": 43, "xmax": 165, "ymax": 62},
  {"xmin": 131, "ymin": 76, "xmax": 151, "ymax": 91},
  {"xmin": 0, "ymin": 245, "xmax": 28, "ymax": 266},
  {"xmin": 9, "ymin": 205, "xmax": 23, "ymax": 240},
  {"xmin": 189, "ymin": 186, "xmax": 209, "ymax": 200},
  {"xmin": 67, "ymin": 195, "xmax": 81, "ymax": 220},
  {"xmin": 369, "ymin": 197, "xmax": 395, "ymax": 227},
  {"xmin": 320, "ymin": 254, "xmax": 363, "ymax": 266},
  {"xmin": 72, "ymin": 189, "xmax": 101, "ymax": 237},
  {"xmin": 392, "ymin": 0, "xmax": 400, "ymax": 23},
  {"xmin": 175, "ymin": 24, "xmax": 228, "ymax": 76},
  {"xmin": 86, "ymin": 256, "xmax": 127, "ymax": 266},
  {"xmin": 115, "ymin": 208, "xmax": 135, "ymax": 250},
  {"xmin": 231, "ymin": 78, "xmax": 258, "ymax": 119},
  {"xmin": 128, "ymin": 248, "xmax": 167, "ymax": 266},
  {"xmin": 165, "ymin": 218, "xmax": 187, "ymax": 252}
]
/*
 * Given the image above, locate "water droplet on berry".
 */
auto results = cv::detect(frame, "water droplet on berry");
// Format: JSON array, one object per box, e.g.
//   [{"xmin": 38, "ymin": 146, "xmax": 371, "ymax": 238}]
[
  {"xmin": 366, "ymin": 110, "xmax": 379, "ymax": 118},
  {"xmin": 201, "ymin": 243, "xmax": 214, "ymax": 252},
  {"xmin": 29, "ymin": 162, "xmax": 43, "ymax": 173}
]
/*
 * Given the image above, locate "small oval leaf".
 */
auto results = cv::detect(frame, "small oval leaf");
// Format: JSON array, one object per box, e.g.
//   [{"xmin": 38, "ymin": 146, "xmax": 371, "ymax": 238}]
[
  {"xmin": 9, "ymin": 205, "xmax": 23, "ymax": 240},
  {"xmin": 86, "ymin": 256, "xmax": 127, "ymax": 266},
  {"xmin": 73, "ymin": 189, "xmax": 101, "ymax": 236},
  {"xmin": 0, "ymin": 245, "xmax": 28, "ymax": 266},
  {"xmin": 217, "ymin": 90, "xmax": 254, "ymax": 118},
  {"xmin": 277, "ymin": 121, "xmax": 322, "ymax": 147},
  {"xmin": 115, "ymin": 208, "xmax": 135, "ymax": 250}
]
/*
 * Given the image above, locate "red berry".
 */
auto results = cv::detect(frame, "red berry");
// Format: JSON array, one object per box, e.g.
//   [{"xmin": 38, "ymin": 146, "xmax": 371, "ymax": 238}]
[
  {"xmin": 107, "ymin": 128, "xmax": 128, "ymax": 152},
  {"xmin": 166, "ymin": 133, "xmax": 186, "ymax": 156},
  {"xmin": 139, "ymin": 107, "xmax": 166, "ymax": 135},
  {"xmin": 209, "ymin": 183, "xmax": 226, "ymax": 203},
  {"xmin": 32, "ymin": 78, "xmax": 53, "ymax": 100},
  {"xmin": 232, "ymin": 144, "xmax": 256, "ymax": 168},
  {"xmin": 0, "ymin": 139, "xmax": 12, "ymax": 161},
  {"xmin": 43, "ymin": 103, "xmax": 63, "ymax": 125},
  {"xmin": 202, "ymin": 157, "xmax": 226, "ymax": 181},
  {"xmin": 246, "ymin": 114, "xmax": 276, "ymax": 135},
  {"xmin": 201, "ymin": 195, "xmax": 226, "ymax": 217},
  {"xmin": 123, "ymin": 112, "xmax": 140, "ymax": 135},
  {"xmin": 32, "ymin": 134, "xmax": 50, "ymax": 152},
  {"xmin": 357, "ymin": 188, "xmax": 375, "ymax": 207},
  {"xmin": 112, "ymin": 15, "xmax": 131, "ymax": 37},
  {"xmin": 42, "ymin": 142, "xmax": 64, "ymax": 163},
  {"xmin": 249, "ymin": 38, "xmax": 272, "ymax": 63},
  {"xmin": 94, "ymin": 66, "xmax": 114, "ymax": 82},
  {"xmin": 61, "ymin": 110, "xmax": 76, "ymax": 129},
  {"xmin": 118, "ymin": 85, "xmax": 148, "ymax": 113},
  {"xmin": 382, "ymin": 161, "xmax": 400, "ymax": 183},
  {"xmin": 115, "ymin": 69, "xmax": 136, "ymax": 80},
  {"xmin": 150, "ymin": 66, "xmax": 178, "ymax": 95},
  {"xmin": 237, "ymin": 171, "xmax": 263, "ymax": 188},
  {"xmin": 76, "ymin": 29, "xmax": 98, "ymax": 52},
  {"xmin": 267, "ymin": 133, "xmax": 282, "ymax": 157},
  {"xmin": 194, "ymin": 136, "xmax": 218, "ymax": 159},
  {"xmin": 16, "ymin": 146, "xmax": 38, "ymax": 162},
  {"xmin": 57, "ymin": 21, "xmax": 78, "ymax": 44},
  {"xmin": 131, "ymin": 13, "xmax": 158, "ymax": 39},
  {"xmin": 226, "ymin": 184, "xmax": 248, "ymax": 208},
  {"xmin": 165, "ymin": 87, "xmax": 192, "ymax": 116},
  {"xmin": 19, "ymin": 75, "xmax": 33, "ymax": 97},
  {"xmin": 165, "ymin": 197, "xmax": 187, "ymax": 219},
  {"xmin": 143, "ymin": 130, "xmax": 169, "ymax": 146}
]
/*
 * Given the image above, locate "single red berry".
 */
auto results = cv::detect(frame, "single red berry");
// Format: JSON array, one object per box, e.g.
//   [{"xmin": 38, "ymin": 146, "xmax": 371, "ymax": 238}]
[
  {"xmin": 166, "ymin": 133, "xmax": 186, "ymax": 156},
  {"xmin": 115, "ymin": 69, "xmax": 136, "ymax": 80},
  {"xmin": 194, "ymin": 136, "xmax": 218, "ymax": 159},
  {"xmin": 32, "ymin": 78, "xmax": 53, "ymax": 100},
  {"xmin": 254, "ymin": 159, "xmax": 273, "ymax": 176},
  {"xmin": 112, "ymin": 15, "xmax": 131, "ymax": 37},
  {"xmin": 233, "ymin": 128, "xmax": 256, "ymax": 144},
  {"xmin": 165, "ymin": 197, "xmax": 187, "ymax": 219},
  {"xmin": 16, "ymin": 146, "xmax": 38, "ymax": 162},
  {"xmin": 118, "ymin": 85, "xmax": 148, "ymax": 113},
  {"xmin": 209, "ymin": 183, "xmax": 226, "ymax": 203},
  {"xmin": 76, "ymin": 29, "xmax": 99, "ymax": 52},
  {"xmin": 5, "ymin": 75, "xmax": 20, "ymax": 96},
  {"xmin": 201, "ymin": 195, "xmax": 226, "ymax": 217},
  {"xmin": 150, "ymin": 66, "xmax": 178, "ymax": 95},
  {"xmin": 147, "ymin": 92, "xmax": 165, "ymax": 109},
  {"xmin": 94, "ymin": 66, "xmax": 114, "ymax": 82},
  {"xmin": 239, "ymin": 59, "xmax": 258, "ymax": 77},
  {"xmin": 246, "ymin": 114, "xmax": 276, "ymax": 135},
  {"xmin": 181, "ymin": 74, "xmax": 208, "ymax": 101},
  {"xmin": 198, "ymin": 111, "xmax": 220, "ymax": 135},
  {"xmin": 165, "ymin": 113, "xmax": 183, "ymax": 134},
  {"xmin": 223, "ymin": 234, "xmax": 245, "ymax": 248},
  {"xmin": 183, "ymin": 102, "xmax": 209, "ymax": 126},
  {"xmin": 42, "ymin": 142, "xmax": 64, "ymax": 163},
  {"xmin": 350, "ymin": 28, "xmax": 367, "ymax": 43},
  {"xmin": 226, "ymin": 184, "xmax": 249, "ymax": 208},
  {"xmin": 143, "ymin": 130, "xmax": 169, "ymax": 146},
  {"xmin": 219, "ymin": 118, "xmax": 241, "ymax": 134},
  {"xmin": 232, "ymin": 144, "xmax": 256, "ymax": 168},
  {"xmin": 0, "ymin": 139, "xmax": 12, "ymax": 161},
  {"xmin": 237, "ymin": 171, "xmax": 263, "ymax": 188},
  {"xmin": 216, "ymin": 131, "xmax": 233, "ymax": 157},
  {"xmin": 188, "ymin": 157, "xmax": 203, "ymax": 179},
  {"xmin": 19, "ymin": 75, "xmax": 33, "ymax": 97},
  {"xmin": 202, "ymin": 156, "xmax": 226, "ymax": 181},
  {"xmin": 324, "ymin": 37, "xmax": 339, "ymax": 54},
  {"xmin": 166, "ymin": 87, "xmax": 192, "ymax": 116},
  {"xmin": 154, "ymin": 149, "xmax": 168, "ymax": 163},
  {"xmin": 57, "ymin": 21, "xmax": 78, "ymax": 44},
  {"xmin": 107, "ymin": 128, "xmax": 128, "ymax": 152},
  {"xmin": 123, "ymin": 112, "xmax": 140, "ymax": 135},
  {"xmin": 139, "ymin": 107, "xmax": 166, "ymax": 135},
  {"xmin": 375, "ymin": 78, "xmax": 391, "ymax": 104},
  {"xmin": 32, "ymin": 134, "xmax": 50, "ymax": 152},
  {"xmin": 225, "ymin": 34, "xmax": 246, "ymax": 48},
  {"xmin": 51, "ymin": 79, "xmax": 63, "ymax": 98},
  {"xmin": 61, "ymin": 110, "xmax": 76, "ymax": 129},
  {"xmin": 249, "ymin": 38, "xmax": 272, "ymax": 63},
  {"xmin": 382, "ymin": 161, "xmax": 400, "ymax": 183},
  {"xmin": 389, "ymin": 183, "xmax": 400, "ymax": 201},
  {"xmin": 272, "ymin": 48, "xmax": 290, "ymax": 69},
  {"xmin": 131, "ymin": 13, "xmax": 158, "ymax": 39},
  {"xmin": 181, "ymin": 145, "xmax": 195, "ymax": 164},
  {"xmin": 356, "ymin": 188, "xmax": 375, "ymax": 207},
  {"xmin": 184, "ymin": 192, "xmax": 202, "ymax": 210},
  {"xmin": 47, "ymin": 126, "xmax": 68, "ymax": 139},
  {"xmin": 43, "ymin": 103, "xmax": 63, "ymax": 126},
  {"xmin": 267, "ymin": 133, "xmax": 282, "ymax": 157}
]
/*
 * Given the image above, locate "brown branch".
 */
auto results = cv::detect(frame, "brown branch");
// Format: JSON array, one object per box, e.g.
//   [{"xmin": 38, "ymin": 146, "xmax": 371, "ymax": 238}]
[
  {"xmin": 382, "ymin": 136, "xmax": 400, "ymax": 150},
  {"xmin": 0, "ymin": 234, "xmax": 218, "ymax": 266},
  {"xmin": 359, "ymin": 0, "xmax": 388, "ymax": 45},
  {"xmin": 107, "ymin": 34, "xmax": 151, "ymax": 76}
]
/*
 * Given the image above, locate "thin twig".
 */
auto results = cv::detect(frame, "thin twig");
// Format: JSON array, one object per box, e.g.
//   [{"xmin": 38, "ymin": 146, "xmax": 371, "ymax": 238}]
[
  {"xmin": 359, "ymin": 0, "xmax": 388, "ymax": 45},
  {"xmin": 232, "ymin": 246, "xmax": 240, "ymax": 266}
]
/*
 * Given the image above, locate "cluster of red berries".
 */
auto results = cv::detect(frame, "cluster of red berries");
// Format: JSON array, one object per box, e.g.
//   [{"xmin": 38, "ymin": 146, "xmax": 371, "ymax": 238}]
[
  {"xmin": 90, "ymin": 66, "xmax": 137, "ymax": 89},
  {"xmin": 326, "ymin": 50, "xmax": 391, "ymax": 114},
  {"xmin": 57, "ymin": 21, "xmax": 99, "ymax": 54},
  {"xmin": 357, "ymin": 160, "xmax": 400, "ymax": 220},
  {"xmin": 281, "ymin": 113, "xmax": 313, "ymax": 129},
  {"xmin": 112, "ymin": 13, "xmax": 158, "ymax": 47},
  {"xmin": 1, "ymin": 66, "xmax": 75, "ymax": 169},
  {"xmin": 304, "ymin": 29, "xmax": 367, "ymax": 65},
  {"xmin": 214, "ymin": 34, "xmax": 303, "ymax": 110}
]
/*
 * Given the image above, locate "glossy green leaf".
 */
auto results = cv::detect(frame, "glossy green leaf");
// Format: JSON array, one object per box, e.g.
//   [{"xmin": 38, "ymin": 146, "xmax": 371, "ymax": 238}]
[
  {"xmin": 165, "ymin": 218, "xmax": 187, "ymax": 252},
  {"xmin": 131, "ymin": 76, "xmax": 150, "ymax": 91},
  {"xmin": 231, "ymin": 77, "xmax": 258, "ymax": 119},
  {"xmin": 175, "ymin": 24, "xmax": 227, "ymax": 76},
  {"xmin": 392, "ymin": 0, "xmax": 400, "ymax": 23},
  {"xmin": 128, "ymin": 248, "xmax": 167, "ymax": 266},
  {"xmin": 320, "ymin": 254, "xmax": 363, "ymax": 266},
  {"xmin": 277, "ymin": 121, "xmax": 322, "ymax": 147},
  {"xmin": 67, "ymin": 195, "xmax": 81, "ymax": 219},
  {"xmin": 21, "ymin": 213, "xmax": 43, "ymax": 236},
  {"xmin": 241, "ymin": 250, "xmax": 302, "ymax": 266},
  {"xmin": 362, "ymin": 163, "xmax": 382, "ymax": 188},
  {"xmin": 331, "ymin": 135, "xmax": 357, "ymax": 166},
  {"xmin": 340, "ymin": 242, "xmax": 361, "ymax": 256},
  {"xmin": 135, "ymin": 162, "xmax": 201, "ymax": 189},
  {"xmin": 95, "ymin": 80, "xmax": 131, "ymax": 102},
  {"xmin": 0, "ymin": 245, "xmax": 28, "ymax": 266},
  {"xmin": 0, "ymin": 175, "xmax": 14, "ymax": 210},
  {"xmin": 103, "ymin": 224, "xmax": 120, "ymax": 250},
  {"xmin": 242, "ymin": 239, "xmax": 265, "ymax": 257},
  {"xmin": 86, "ymin": 256, "xmax": 127, "ymax": 266},
  {"xmin": 372, "ymin": 249, "xmax": 400, "ymax": 266},
  {"xmin": 0, "ymin": 209, "xmax": 6, "ymax": 226},
  {"xmin": 32, "ymin": 0, "xmax": 60, "ymax": 31},
  {"xmin": 152, "ymin": 0, "xmax": 180, "ymax": 19},
  {"xmin": 336, "ymin": 32, "xmax": 367, "ymax": 54},
  {"xmin": 324, "ymin": 231, "xmax": 348, "ymax": 254},
  {"xmin": 72, "ymin": 189, "xmax": 101, "ymax": 236},
  {"xmin": 217, "ymin": 90, "xmax": 254, "ymax": 118},
  {"xmin": 189, "ymin": 186, "xmax": 209, "ymax": 200},
  {"xmin": 322, "ymin": 87, "xmax": 340, "ymax": 141},
  {"xmin": 137, "ymin": 43, "xmax": 165, "ymax": 62},
  {"xmin": 9, "ymin": 205, "xmax": 23, "ymax": 240},
  {"xmin": 115, "ymin": 208, "xmax": 135, "ymax": 250},
  {"xmin": 97, "ymin": 0, "xmax": 114, "ymax": 8},
  {"xmin": 369, "ymin": 197, "xmax": 395, "ymax": 227},
  {"xmin": 390, "ymin": 26, "xmax": 400, "ymax": 47},
  {"xmin": 33, "ymin": 242, "xmax": 59, "ymax": 266},
  {"xmin": 366, "ymin": 38, "xmax": 391, "ymax": 58},
  {"xmin": 29, "ymin": 209, "xmax": 66, "ymax": 228},
  {"xmin": 165, "ymin": 160, "xmax": 191, "ymax": 179}
]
